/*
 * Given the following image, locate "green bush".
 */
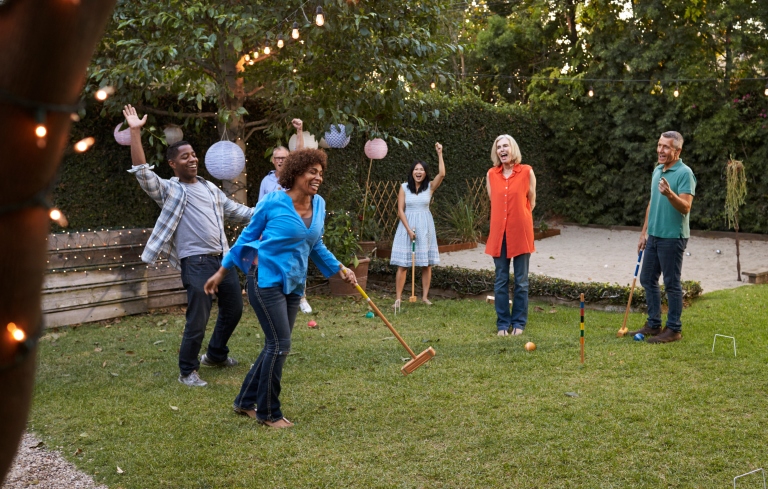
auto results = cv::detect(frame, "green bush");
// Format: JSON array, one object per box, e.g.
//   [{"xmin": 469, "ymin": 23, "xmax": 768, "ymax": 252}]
[{"xmin": 368, "ymin": 258, "xmax": 702, "ymax": 307}]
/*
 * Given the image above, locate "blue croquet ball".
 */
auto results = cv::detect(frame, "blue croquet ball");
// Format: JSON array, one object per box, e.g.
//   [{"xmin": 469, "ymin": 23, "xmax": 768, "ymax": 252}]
[
  {"xmin": 633, "ymin": 333, "xmax": 645, "ymax": 341},
  {"xmin": 365, "ymin": 311, "xmax": 374, "ymax": 318}
]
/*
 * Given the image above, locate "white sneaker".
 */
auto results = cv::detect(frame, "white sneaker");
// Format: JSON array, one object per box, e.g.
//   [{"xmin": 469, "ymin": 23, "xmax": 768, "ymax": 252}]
[
  {"xmin": 178, "ymin": 371, "xmax": 207, "ymax": 387},
  {"xmin": 299, "ymin": 297, "xmax": 312, "ymax": 314}
]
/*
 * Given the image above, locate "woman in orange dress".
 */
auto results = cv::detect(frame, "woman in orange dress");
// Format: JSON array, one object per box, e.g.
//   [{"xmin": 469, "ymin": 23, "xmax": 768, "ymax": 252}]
[{"xmin": 485, "ymin": 135, "xmax": 536, "ymax": 336}]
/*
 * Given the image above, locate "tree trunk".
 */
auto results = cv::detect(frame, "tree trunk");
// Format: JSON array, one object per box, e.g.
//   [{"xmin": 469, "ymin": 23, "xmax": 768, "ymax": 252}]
[
  {"xmin": 217, "ymin": 54, "xmax": 248, "ymax": 204},
  {"xmin": 724, "ymin": 22, "xmax": 733, "ymax": 97},
  {"xmin": 0, "ymin": 0, "xmax": 116, "ymax": 480}
]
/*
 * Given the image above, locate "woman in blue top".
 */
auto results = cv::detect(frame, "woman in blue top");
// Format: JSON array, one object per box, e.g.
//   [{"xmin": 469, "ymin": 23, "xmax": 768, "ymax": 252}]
[{"xmin": 205, "ymin": 149, "xmax": 356, "ymax": 428}]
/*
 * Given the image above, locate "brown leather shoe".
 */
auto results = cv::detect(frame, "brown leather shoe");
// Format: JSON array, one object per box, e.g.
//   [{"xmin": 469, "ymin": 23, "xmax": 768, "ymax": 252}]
[
  {"xmin": 646, "ymin": 328, "xmax": 682, "ymax": 344},
  {"xmin": 627, "ymin": 323, "xmax": 663, "ymax": 337}
]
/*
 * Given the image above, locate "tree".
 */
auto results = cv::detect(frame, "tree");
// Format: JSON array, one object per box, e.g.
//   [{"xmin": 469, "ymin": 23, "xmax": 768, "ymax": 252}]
[{"xmin": 90, "ymin": 0, "xmax": 459, "ymax": 202}]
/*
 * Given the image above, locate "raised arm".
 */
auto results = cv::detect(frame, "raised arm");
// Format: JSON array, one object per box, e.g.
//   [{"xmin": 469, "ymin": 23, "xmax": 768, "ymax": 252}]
[
  {"xmin": 122, "ymin": 104, "xmax": 148, "ymax": 167},
  {"xmin": 430, "ymin": 142, "xmax": 446, "ymax": 191},
  {"xmin": 292, "ymin": 119, "xmax": 304, "ymax": 150},
  {"xmin": 528, "ymin": 169, "xmax": 537, "ymax": 211}
]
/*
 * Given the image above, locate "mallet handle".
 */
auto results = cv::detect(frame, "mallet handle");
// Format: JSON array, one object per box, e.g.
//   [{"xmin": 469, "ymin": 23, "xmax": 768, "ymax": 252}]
[
  {"xmin": 620, "ymin": 251, "xmax": 643, "ymax": 332},
  {"xmin": 340, "ymin": 265, "xmax": 417, "ymax": 358}
]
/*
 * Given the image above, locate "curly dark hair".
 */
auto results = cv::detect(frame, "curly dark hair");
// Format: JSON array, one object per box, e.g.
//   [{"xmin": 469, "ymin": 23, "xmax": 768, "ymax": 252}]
[{"xmin": 278, "ymin": 148, "xmax": 327, "ymax": 189}]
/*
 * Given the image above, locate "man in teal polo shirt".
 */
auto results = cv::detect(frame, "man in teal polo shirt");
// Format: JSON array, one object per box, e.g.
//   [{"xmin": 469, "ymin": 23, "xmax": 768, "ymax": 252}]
[{"xmin": 629, "ymin": 131, "xmax": 696, "ymax": 343}]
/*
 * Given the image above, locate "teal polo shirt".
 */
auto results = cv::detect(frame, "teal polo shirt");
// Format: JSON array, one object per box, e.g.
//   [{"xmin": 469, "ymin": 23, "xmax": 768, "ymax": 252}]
[{"xmin": 647, "ymin": 159, "xmax": 696, "ymax": 239}]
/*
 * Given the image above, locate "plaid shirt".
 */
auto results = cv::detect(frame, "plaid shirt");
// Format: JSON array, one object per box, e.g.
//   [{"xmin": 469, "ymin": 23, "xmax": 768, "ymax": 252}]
[{"xmin": 128, "ymin": 164, "xmax": 253, "ymax": 270}]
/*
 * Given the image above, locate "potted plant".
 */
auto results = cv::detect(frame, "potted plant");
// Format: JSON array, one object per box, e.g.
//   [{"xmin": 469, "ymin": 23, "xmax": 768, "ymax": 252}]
[{"xmin": 324, "ymin": 210, "xmax": 371, "ymax": 296}]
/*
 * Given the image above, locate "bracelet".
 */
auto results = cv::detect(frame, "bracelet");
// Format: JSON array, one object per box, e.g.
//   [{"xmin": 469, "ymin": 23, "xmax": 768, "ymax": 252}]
[{"xmin": 0, "ymin": 320, "xmax": 43, "ymax": 373}]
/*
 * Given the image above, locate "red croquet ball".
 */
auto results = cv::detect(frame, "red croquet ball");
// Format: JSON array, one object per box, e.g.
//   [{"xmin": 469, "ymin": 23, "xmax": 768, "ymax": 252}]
[
  {"xmin": 524, "ymin": 342, "xmax": 536, "ymax": 351},
  {"xmin": 307, "ymin": 320, "xmax": 317, "ymax": 328}
]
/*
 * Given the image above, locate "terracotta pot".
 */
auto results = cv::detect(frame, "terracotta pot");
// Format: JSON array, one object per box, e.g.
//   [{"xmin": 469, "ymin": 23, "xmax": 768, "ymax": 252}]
[
  {"xmin": 359, "ymin": 241, "xmax": 377, "ymax": 256},
  {"xmin": 328, "ymin": 257, "xmax": 370, "ymax": 296}
]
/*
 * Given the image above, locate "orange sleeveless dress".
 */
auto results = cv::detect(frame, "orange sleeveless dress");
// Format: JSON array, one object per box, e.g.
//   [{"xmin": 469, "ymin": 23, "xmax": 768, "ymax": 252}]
[{"xmin": 484, "ymin": 164, "xmax": 535, "ymax": 258}]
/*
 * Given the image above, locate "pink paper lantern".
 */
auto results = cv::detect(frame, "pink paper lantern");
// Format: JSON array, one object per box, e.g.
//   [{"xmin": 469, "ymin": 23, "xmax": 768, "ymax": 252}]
[
  {"xmin": 364, "ymin": 138, "xmax": 388, "ymax": 160},
  {"xmin": 114, "ymin": 123, "xmax": 131, "ymax": 146}
]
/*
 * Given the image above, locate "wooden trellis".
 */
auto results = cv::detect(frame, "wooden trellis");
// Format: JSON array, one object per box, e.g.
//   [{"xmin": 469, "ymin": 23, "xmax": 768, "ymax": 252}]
[{"xmin": 361, "ymin": 177, "xmax": 491, "ymax": 242}]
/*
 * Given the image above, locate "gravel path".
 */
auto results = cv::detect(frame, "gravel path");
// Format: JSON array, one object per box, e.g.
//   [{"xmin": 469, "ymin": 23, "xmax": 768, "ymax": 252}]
[{"xmin": 2, "ymin": 433, "xmax": 106, "ymax": 489}]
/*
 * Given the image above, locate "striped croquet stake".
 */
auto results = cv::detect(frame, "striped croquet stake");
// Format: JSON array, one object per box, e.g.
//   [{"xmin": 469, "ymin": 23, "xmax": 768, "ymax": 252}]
[{"xmin": 580, "ymin": 293, "xmax": 585, "ymax": 364}]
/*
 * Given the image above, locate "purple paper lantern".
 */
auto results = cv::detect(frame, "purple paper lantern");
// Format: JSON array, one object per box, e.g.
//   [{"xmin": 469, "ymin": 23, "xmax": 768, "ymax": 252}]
[{"xmin": 114, "ymin": 123, "xmax": 131, "ymax": 146}]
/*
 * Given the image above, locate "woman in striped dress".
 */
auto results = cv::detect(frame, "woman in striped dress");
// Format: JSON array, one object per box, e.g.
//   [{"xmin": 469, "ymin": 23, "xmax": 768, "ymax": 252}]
[{"xmin": 390, "ymin": 143, "xmax": 446, "ymax": 309}]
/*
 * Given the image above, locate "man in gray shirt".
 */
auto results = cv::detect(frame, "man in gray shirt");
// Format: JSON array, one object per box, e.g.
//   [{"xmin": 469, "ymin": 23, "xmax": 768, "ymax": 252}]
[{"xmin": 123, "ymin": 104, "xmax": 253, "ymax": 387}]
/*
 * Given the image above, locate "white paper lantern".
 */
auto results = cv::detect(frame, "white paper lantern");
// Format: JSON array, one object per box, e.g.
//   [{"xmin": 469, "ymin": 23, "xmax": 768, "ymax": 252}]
[
  {"xmin": 114, "ymin": 123, "xmax": 131, "ymax": 146},
  {"xmin": 364, "ymin": 138, "xmax": 388, "ymax": 160},
  {"xmin": 163, "ymin": 125, "xmax": 184, "ymax": 145},
  {"xmin": 288, "ymin": 132, "xmax": 319, "ymax": 151},
  {"xmin": 205, "ymin": 141, "xmax": 245, "ymax": 181},
  {"xmin": 318, "ymin": 137, "xmax": 330, "ymax": 149}
]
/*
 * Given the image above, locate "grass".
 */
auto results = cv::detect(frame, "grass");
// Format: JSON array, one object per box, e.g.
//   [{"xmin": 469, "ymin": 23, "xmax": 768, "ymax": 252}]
[{"xmin": 28, "ymin": 285, "xmax": 768, "ymax": 488}]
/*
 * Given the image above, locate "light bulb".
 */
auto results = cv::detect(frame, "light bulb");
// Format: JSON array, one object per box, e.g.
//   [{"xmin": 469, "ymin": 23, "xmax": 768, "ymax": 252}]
[
  {"xmin": 94, "ymin": 86, "xmax": 114, "ymax": 101},
  {"xmin": 74, "ymin": 137, "xmax": 95, "ymax": 152},
  {"xmin": 765, "ymin": 83, "xmax": 768, "ymax": 96},
  {"xmin": 315, "ymin": 6, "xmax": 325, "ymax": 26},
  {"xmin": 35, "ymin": 124, "xmax": 47, "ymax": 138},
  {"xmin": 507, "ymin": 86, "xmax": 512, "ymax": 94},
  {"xmin": 95, "ymin": 90, "xmax": 108, "ymax": 101},
  {"xmin": 244, "ymin": 54, "xmax": 250, "ymax": 62},
  {"xmin": 292, "ymin": 21, "xmax": 300, "ymax": 39},
  {"xmin": 673, "ymin": 88, "xmax": 679, "ymax": 97},
  {"xmin": 277, "ymin": 35, "xmax": 284, "ymax": 48},
  {"xmin": 588, "ymin": 87, "xmax": 594, "ymax": 97},
  {"xmin": 49, "ymin": 209, "xmax": 61, "ymax": 220},
  {"xmin": 430, "ymin": 82, "xmax": 436, "ymax": 89},
  {"xmin": 7, "ymin": 323, "xmax": 25, "ymax": 342},
  {"xmin": 264, "ymin": 44, "xmax": 271, "ymax": 55}
]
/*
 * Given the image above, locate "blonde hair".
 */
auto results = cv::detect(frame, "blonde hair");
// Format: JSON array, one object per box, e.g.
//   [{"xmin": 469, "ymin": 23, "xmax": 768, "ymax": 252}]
[{"xmin": 490, "ymin": 134, "xmax": 522, "ymax": 167}]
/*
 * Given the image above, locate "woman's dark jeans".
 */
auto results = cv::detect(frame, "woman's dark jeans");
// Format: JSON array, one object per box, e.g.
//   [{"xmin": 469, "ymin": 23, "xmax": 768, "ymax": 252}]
[
  {"xmin": 235, "ymin": 267, "xmax": 300, "ymax": 421},
  {"xmin": 492, "ymin": 236, "xmax": 530, "ymax": 332},
  {"xmin": 639, "ymin": 235, "xmax": 687, "ymax": 332}
]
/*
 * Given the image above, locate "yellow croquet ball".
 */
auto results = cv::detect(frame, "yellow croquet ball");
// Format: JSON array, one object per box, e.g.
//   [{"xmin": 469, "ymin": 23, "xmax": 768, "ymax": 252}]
[{"xmin": 524, "ymin": 342, "xmax": 536, "ymax": 351}]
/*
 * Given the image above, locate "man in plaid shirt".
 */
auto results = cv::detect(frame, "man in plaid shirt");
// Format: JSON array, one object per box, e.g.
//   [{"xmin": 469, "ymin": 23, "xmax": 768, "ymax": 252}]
[{"xmin": 123, "ymin": 104, "xmax": 253, "ymax": 387}]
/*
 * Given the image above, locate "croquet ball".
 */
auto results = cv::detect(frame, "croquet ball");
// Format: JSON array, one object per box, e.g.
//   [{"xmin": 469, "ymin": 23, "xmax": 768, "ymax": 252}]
[
  {"xmin": 716, "ymin": 249, "xmax": 721, "ymax": 254},
  {"xmin": 633, "ymin": 333, "xmax": 645, "ymax": 341},
  {"xmin": 307, "ymin": 320, "xmax": 317, "ymax": 328},
  {"xmin": 524, "ymin": 342, "xmax": 536, "ymax": 351},
  {"xmin": 685, "ymin": 252, "xmax": 691, "ymax": 256},
  {"xmin": 365, "ymin": 311, "xmax": 374, "ymax": 318}
]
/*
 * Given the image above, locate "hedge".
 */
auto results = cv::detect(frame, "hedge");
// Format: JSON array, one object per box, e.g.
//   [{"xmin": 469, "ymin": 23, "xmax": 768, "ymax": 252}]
[{"xmin": 367, "ymin": 258, "xmax": 703, "ymax": 308}]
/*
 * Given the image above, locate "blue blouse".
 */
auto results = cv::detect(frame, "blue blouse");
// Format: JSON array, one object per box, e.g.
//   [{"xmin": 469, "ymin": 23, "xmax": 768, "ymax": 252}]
[{"xmin": 222, "ymin": 191, "xmax": 340, "ymax": 295}]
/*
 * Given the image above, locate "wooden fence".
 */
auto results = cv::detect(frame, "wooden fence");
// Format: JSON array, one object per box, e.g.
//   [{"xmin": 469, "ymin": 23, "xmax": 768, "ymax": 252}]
[{"xmin": 42, "ymin": 229, "xmax": 186, "ymax": 328}]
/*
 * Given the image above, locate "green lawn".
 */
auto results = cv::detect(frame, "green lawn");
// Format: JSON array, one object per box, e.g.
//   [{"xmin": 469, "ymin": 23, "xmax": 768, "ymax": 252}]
[{"xmin": 29, "ymin": 285, "xmax": 768, "ymax": 488}]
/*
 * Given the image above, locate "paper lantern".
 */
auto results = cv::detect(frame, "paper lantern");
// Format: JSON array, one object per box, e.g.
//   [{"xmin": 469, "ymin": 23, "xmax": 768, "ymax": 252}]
[
  {"xmin": 324, "ymin": 124, "xmax": 351, "ymax": 149},
  {"xmin": 288, "ymin": 132, "xmax": 319, "ymax": 151},
  {"xmin": 318, "ymin": 137, "xmax": 330, "ymax": 149},
  {"xmin": 205, "ymin": 141, "xmax": 245, "ymax": 181},
  {"xmin": 364, "ymin": 138, "xmax": 388, "ymax": 160},
  {"xmin": 163, "ymin": 125, "xmax": 184, "ymax": 145},
  {"xmin": 114, "ymin": 123, "xmax": 131, "ymax": 146}
]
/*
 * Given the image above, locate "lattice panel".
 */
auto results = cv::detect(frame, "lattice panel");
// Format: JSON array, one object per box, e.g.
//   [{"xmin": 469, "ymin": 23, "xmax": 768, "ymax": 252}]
[{"xmin": 361, "ymin": 180, "xmax": 401, "ymax": 241}]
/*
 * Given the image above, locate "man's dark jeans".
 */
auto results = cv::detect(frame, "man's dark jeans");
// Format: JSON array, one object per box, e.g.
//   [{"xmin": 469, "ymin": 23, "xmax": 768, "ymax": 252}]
[
  {"xmin": 639, "ymin": 235, "xmax": 687, "ymax": 332},
  {"xmin": 179, "ymin": 254, "xmax": 242, "ymax": 376},
  {"xmin": 235, "ymin": 268, "xmax": 300, "ymax": 422}
]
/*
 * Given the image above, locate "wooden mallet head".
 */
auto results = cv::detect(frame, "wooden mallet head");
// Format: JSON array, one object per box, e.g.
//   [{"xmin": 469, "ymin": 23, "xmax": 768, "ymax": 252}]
[{"xmin": 401, "ymin": 347, "xmax": 435, "ymax": 375}]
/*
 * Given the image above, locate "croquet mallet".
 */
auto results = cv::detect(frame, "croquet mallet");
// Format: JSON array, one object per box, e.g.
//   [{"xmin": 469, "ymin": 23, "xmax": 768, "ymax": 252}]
[
  {"xmin": 341, "ymin": 265, "xmax": 435, "ymax": 375},
  {"xmin": 617, "ymin": 250, "xmax": 644, "ymax": 337},
  {"xmin": 580, "ymin": 293, "xmax": 585, "ymax": 364},
  {"xmin": 409, "ymin": 231, "xmax": 417, "ymax": 303}
]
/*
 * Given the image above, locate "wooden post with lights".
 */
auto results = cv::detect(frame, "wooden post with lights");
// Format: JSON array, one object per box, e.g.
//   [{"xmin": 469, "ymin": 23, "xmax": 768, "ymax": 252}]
[{"xmin": 0, "ymin": 0, "xmax": 116, "ymax": 481}]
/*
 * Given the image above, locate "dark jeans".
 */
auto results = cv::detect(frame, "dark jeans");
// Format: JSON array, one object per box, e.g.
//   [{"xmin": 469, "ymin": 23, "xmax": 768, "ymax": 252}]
[
  {"xmin": 492, "ymin": 236, "xmax": 531, "ymax": 332},
  {"xmin": 178, "ymin": 254, "xmax": 243, "ymax": 376},
  {"xmin": 639, "ymin": 236, "xmax": 687, "ymax": 332},
  {"xmin": 235, "ymin": 267, "xmax": 300, "ymax": 422}
]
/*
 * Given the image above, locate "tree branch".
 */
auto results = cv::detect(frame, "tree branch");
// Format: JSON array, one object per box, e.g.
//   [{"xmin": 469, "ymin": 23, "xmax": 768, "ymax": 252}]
[
  {"xmin": 246, "ymin": 85, "xmax": 265, "ymax": 97},
  {"xmin": 244, "ymin": 125, "xmax": 270, "ymax": 142},
  {"xmin": 244, "ymin": 117, "xmax": 270, "ymax": 128},
  {"xmin": 136, "ymin": 106, "xmax": 217, "ymax": 119}
]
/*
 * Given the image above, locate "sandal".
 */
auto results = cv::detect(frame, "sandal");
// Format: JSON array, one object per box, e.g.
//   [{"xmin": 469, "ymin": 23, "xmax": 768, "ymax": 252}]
[
  {"xmin": 233, "ymin": 405, "xmax": 257, "ymax": 419},
  {"xmin": 257, "ymin": 417, "xmax": 294, "ymax": 429},
  {"xmin": 422, "ymin": 299, "xmax": 432, "ymax": 306}
]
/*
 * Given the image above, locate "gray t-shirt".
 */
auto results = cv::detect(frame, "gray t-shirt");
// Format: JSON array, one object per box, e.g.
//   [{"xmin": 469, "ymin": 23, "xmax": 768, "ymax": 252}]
[{"xmin": 175, "ymin": 181, "xmax": 223, "ymax": 259}]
